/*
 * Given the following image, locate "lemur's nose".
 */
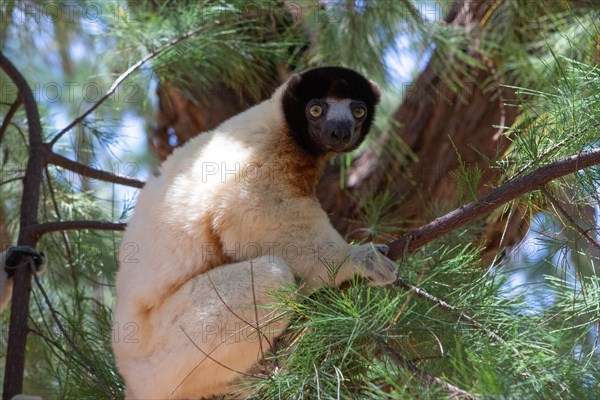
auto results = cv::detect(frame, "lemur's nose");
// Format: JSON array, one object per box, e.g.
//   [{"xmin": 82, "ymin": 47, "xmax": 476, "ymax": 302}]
[
  {"xmin": 330, "ymin": 129, "xmax": 350, "ymax": 142},
  {"xmin": 326, "ymin": 120, "xmax": 353, "ymax": 143}
]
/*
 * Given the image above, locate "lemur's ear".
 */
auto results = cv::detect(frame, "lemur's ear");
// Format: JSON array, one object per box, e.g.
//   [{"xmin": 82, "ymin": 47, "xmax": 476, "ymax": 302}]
[
  {"xmin": 285, "ymin": 74, "xmax": 302, "ymax": 92},
  {"xmin": 368, "ymin": 80, "xmax": 381, "ymax": 104}
]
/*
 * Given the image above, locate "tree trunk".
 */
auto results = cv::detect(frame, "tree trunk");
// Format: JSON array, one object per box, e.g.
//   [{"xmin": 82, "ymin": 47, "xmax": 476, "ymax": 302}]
[
  {"xmin": 318, "ymin": 67, "xmax": 523, "ymax": 242},
  {"xmin": 152, "ymin": 81, "xmax": 264, "ymax": 160},
  {"xmin": 317, "ymin": 1, "xmax": 525, "ymax": 257}
]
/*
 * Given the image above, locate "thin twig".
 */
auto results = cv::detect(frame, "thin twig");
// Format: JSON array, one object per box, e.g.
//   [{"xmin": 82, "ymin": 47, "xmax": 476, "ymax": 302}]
[
  {"xmin": 28, "ymin": 327, "xmax": 70, "ymax": 365},
  {"xmin": 171, "ymin": 272, "xmax": 276, "ymax": 394},
  {"xmin": 542, "ymin": 187, "xmax": 600, "ymax": 251},
  {"xmin": 206, "ymin": 271, "xmax": 273, "ymax": 349},
  {"xmin": 28, "ymin": 298, "xmax": 96, "ymax": 378},
  {"xmin": 0, "ymin": 97, "xmax": 22, "ymax": 145},
  {"xmin": 29, "ymin": 261, "xmax": 114, "ymax": 399},
  {"xmin": 9, "ymin": 121, "xmax": 27, "ymax": 143},
  {"xmin": 386, "ymin": 253, "xmax": 424, "ymax": 330},
  {"xmin": 376, "ymin": 337, "xmax": 475, "ymax": 399},
  {"xmin": 394, "ymin": 278, "xmax": 540, "ymax": 381},
  {"xmin": 178, "ymin": 325, "xmax": 257, "ymax": 379},
  {"xmin": 395, "ymin": 279, "xmax": 511, "ymax": 348},
  {"xmin": 0, "ymin": 175, "xmax": 24, "ymax": 187},
  {"xmin": 250, "ymin": 261, "xmax": 267, "ymax": 362},
  {"xmin": 48, "ymin": 24, "xmax": 213, "ymax": 148},
  {"xmin": 387, "ymin": 148, "xmax": 600, "ymax": 259},
  {"xmin": 44, "ymin": 166, "xmax": 77, "ymax": 281},
  {"xmin": 172, "ymin": 325, "xmax": 263, "ymax": 396}
]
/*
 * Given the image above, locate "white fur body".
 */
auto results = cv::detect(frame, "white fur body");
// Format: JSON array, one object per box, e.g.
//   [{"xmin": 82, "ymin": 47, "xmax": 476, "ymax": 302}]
[{"xmin": 114, "ymin": 81, "xmax": 397, "ymax": 399}]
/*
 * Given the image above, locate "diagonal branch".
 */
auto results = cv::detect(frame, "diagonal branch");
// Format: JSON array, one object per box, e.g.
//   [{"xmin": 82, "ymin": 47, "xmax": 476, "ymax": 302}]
[
  {"xmin": 394, "ymin": 279, "xmax": 522, "ymax": 358},
  {"xmin": 386, "ymin": 148, "xmax": 600, "ymax": 259},
  {"xmin": 48, "ymin": 23, "xmax": 212, "ymax": 148},
  {"xmin": 46, "ymin": 149, "xmax": 145, "ymax": 188},
  {"xmin": 376, "ymin": 337, "xmax": 475, "ymax": 399}
]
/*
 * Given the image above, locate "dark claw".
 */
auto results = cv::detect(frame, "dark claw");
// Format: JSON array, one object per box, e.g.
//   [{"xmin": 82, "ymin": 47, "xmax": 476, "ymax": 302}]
[
  {"xmin": 375, "ymin": 244, "xmax": 389, "ymax": 256},
  {"xmin": 4, "ymin": 246, "xmax": 46, "ymax": 277}
]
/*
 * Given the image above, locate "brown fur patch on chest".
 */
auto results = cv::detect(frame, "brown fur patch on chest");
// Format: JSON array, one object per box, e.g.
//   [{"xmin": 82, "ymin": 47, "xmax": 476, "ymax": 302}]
[{"xmin": 264, "ymin": 128, "xmax": 324, "ymax": 197}]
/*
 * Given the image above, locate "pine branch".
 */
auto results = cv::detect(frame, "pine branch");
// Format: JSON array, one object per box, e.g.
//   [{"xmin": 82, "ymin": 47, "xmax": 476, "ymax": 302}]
[
  {"xmin": 46, "ymin": 149, "xmax": 145, "ymax": 188},
  {"xmin": 48, "ymin": 23, "xmax": 213, "ymax": 148},
  {"xmin": 376, "ymin": 337, "xmax": 475, "ymax": 399},
  {"xmin": 395, "ymin": 279, "xmax": 521, "ymax": 357},
  {"xmin": 386, "ymin": 148, "xmax": 600, "ymax": 259}
]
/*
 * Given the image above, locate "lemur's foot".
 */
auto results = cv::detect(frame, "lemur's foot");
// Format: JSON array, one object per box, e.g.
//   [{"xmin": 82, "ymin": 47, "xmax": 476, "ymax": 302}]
[{"xmin": 350, "ymin": 243, "xmax": 397, "ymax": 286}]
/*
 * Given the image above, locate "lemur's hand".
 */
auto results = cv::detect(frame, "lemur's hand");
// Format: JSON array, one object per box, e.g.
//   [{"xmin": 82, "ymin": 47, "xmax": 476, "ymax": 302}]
[
  {"xmin": 350, "ymin": 243, "xmax": 397, "ymax": 286},
  {"xmin": 4, "ymin": 246, "xmax": 46, "ymax": 278}
]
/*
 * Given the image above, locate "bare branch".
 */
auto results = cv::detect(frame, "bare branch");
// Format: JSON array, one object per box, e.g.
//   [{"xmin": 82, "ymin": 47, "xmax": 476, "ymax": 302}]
[
  {"xmin": 46, "ymin": 149, "xmax": 145, "ymax": 188},
  {"xmin": 35, "ymin": 220, "xmax": 127, "ymax": 236},
  {"xmin": 387, "ymin": 148, "xmax": 600, "ymax": 259},
  {"xmin": 48, "ymin": 24, "xmax": 212, "ymax": 148}
]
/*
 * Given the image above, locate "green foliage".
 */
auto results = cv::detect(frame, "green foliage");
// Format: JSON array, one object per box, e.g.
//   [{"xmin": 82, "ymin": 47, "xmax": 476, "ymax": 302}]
[
  {"xmin": 1, "ymin": 1, "xmax": 600, "ymax": 399},
  {"xmin": 111, "ymin": 0, "xmax": 303, "ymax": 103},
  {"xmin": 302, "ymin": 0, "xmax": 423, "ymax": 83},
  {"xmin": 503, "ymin": 55, "xmax": 600, "ymax": 179},
  {"xmin": 350, "ymin": 191, "xmax": 406, "ymax": 241},
  {"xmin": 450, "ymin": 140, "xmax": 483, "ymax": 205},
  {"xmin": 243, "ymin": 244, "xmax": 599, "ymax": 399}
]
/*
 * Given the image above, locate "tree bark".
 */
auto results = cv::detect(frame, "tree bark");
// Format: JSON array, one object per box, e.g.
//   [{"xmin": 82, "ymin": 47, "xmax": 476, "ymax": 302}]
[
  {"xmin": 152, "ymin": 81, "xmax": 263, "ymax": 160},
  {"xmin": 317, "ymin": 1, "xmax": 524, "ymax": 257}
]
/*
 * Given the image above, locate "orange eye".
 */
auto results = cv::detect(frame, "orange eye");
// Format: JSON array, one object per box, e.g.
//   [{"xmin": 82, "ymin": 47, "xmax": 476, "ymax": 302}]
[
  {"xmin": 353, "ymin": 107, "xmax": 366, "ymax": 119},
  {"xmin": 309, "ymin": 105, "xmax": 323, "ymax": 117}
]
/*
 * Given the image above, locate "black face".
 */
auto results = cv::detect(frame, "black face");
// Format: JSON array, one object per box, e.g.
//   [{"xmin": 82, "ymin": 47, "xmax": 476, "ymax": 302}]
[
  {"xmin": 282, "ymin": 67, "xmax": 380, "ymax": 157},
  {"xmin": 305, "ymin": 98, "xmax": 368, "ymax": 153}
]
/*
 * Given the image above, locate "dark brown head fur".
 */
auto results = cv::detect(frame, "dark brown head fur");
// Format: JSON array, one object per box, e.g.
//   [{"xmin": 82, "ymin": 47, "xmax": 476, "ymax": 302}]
[{"xmin": 282, "ymin": 67, "xmax": 380, "ymax": 157}]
